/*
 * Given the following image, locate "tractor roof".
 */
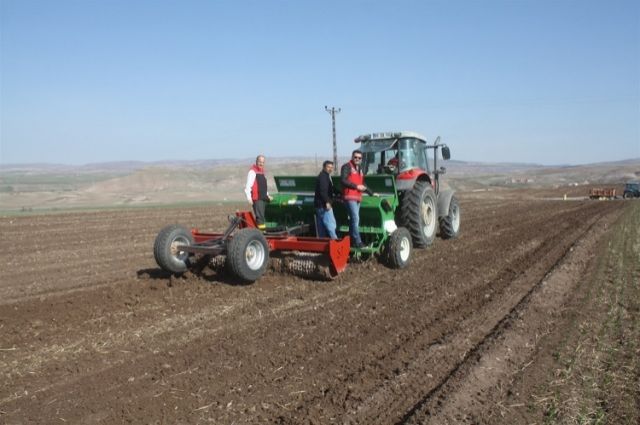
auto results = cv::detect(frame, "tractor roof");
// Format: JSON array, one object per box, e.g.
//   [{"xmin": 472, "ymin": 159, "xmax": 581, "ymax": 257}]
[{"xmin": 354, "ymin": 131, "xmax": 427, "ymax": 143}]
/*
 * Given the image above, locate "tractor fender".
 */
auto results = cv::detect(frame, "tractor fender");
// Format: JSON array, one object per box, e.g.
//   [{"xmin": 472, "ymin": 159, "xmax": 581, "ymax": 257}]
[
  {"xmin": 436, "ymin": 188, "xmax": 455, "ymax": 218},
  {"xmin": 396, "ymin": 172, "xmax": 431, "ymax": 192}
]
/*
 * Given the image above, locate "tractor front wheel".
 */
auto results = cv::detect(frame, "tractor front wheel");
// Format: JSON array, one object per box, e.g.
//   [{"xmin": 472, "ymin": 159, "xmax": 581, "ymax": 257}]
[
  {"xmin": 226, "ymin": 228, "xmax": 270, "ymax": 283},
  {"xmin": 400, "ymin": 180, "xmax": 437, "ymax": 248},
  {"xmin": 154, "ymin": 224, "xmax": 194, "ymax": 274},
  {"xmin": 439, "ymin": 195, "xmax": 461, "ymax": 239},
  {"xmin": 384, "ymin": 227, "xmax": 412, "ymax": 269}
]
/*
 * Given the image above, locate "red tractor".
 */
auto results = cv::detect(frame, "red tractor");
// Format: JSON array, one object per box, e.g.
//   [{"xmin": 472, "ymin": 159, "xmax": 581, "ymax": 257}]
[{"xmin": 355, "ymin": 131, "xmax": 460, "ymax": 247}]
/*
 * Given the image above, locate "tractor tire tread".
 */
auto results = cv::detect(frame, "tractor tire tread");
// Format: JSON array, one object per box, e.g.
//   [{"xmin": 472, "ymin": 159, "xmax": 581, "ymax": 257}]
[
  {"xmin": 400, "ymin": 180, "xmax": 437, "ymax": 248},
  {"xmin": 439, "ymin": 195, "xmax": 460, "ymax": 240}
]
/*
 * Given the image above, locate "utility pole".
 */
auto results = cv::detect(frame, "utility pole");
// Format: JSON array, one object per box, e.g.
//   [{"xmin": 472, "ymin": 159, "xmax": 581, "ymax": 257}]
[{"xmin": 325, "ymin": 105, "xmax": 341, "ymax": 174}]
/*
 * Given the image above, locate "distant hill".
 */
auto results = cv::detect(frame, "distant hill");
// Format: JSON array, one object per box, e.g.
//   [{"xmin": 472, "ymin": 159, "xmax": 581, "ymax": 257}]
[
  {"xmin": 1, "ymin": 157, "xmax": 638, "ymax": 212},
  {"xmin": 442, "ymin": 158, "xmax": 640, "ymax": 190}
]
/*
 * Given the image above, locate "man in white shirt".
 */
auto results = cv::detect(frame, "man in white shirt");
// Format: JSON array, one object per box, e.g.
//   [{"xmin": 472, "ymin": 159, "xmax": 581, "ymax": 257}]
[{"xmin": 244, "ymin": 155, "xmax": 272, "ymax": 229}]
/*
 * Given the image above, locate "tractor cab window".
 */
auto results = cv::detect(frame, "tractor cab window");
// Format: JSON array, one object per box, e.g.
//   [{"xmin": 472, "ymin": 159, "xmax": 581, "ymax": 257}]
[
  {"xmin": 361, "ymin": 137, "xmax": 431, "ymax": 175},
  {"xmin": 362, "ymin": 149, "xmax": 393, "ymax": 175},
  {"xmin": 397, "ymin": 138, "xmax": 429, "ymax": 172},
  {"xmin": 361, "ymin": 140, "xmax": 397, "ymax": 175}
]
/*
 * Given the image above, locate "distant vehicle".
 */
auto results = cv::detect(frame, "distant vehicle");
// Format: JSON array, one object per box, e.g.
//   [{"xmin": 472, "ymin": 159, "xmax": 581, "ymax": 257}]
[
  {"xmin": 589, "ymin": 188, "xmax": 616, "ymax": 200},
  {"xmin": 623, "ymin": 182, "xmax": 640, "ymax": 199}
]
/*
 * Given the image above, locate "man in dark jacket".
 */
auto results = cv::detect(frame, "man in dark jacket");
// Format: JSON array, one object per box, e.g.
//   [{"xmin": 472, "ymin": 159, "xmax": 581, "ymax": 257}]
[{"xmin": 314, "ymin": 160, "xmax": 338, "ymax": 239}]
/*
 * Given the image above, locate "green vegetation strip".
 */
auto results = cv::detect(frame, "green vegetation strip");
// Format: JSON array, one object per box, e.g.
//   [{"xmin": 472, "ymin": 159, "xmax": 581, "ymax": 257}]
[{"xmin": 535, "ymin": 203, "xmax": 640, "ymax": 425}]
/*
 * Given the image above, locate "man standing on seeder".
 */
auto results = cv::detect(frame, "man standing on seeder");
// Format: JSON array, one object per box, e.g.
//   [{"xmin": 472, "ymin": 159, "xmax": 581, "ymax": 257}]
[{"xmin": 244, "ymin": 154, "xmax": 272, "ymax": 230}]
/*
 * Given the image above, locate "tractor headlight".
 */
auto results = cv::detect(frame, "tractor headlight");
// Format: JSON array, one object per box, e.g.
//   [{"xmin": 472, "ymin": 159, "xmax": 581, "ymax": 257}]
[{"xmin": 384, "ymin": 220, "xmax": 398, "ymax": 234}]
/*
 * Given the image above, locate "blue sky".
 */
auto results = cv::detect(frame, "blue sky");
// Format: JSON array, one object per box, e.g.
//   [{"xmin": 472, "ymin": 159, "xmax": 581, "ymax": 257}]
[{"xmin": 1, "ymin": 0, "xmax": 638, "ymax": 165}]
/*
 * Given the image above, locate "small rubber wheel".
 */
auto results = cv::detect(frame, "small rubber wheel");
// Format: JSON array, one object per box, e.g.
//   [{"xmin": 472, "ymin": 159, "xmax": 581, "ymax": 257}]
[
  {"xmin": 226, "ymin": 228, "xmax": 270, "ymax": 283},
  {"xmin": 154, "ymin": 224, "xmax": 194, "ymax": 274},
  {"xmin": 384, "ymin": 227, "xmax": 412, "ymax": 269}
]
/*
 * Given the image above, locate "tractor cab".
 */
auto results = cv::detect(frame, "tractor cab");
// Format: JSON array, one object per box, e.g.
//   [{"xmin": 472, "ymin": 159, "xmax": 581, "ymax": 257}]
[
  {"xmin": 355, "ymin": 131, "xmax": 451, "ymax": 193},
  {"xmin": 623, "ymin": 181, "xmax": 640, "ymax": 199},
  {"xmin": 357, "ymin": 131, "xmax": 430, "ymax": 177}
]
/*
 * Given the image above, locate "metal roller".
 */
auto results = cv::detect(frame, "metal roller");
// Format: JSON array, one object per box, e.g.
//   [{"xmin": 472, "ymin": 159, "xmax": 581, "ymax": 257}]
[
  {"xmin": 209, "ymin": 252, "xmax": 333, "ymax": 280},
  {"xmin": 209, "ymin": 255, "xmax": 226, "ymax": 271},
  {"xmin": 270, "ymin": 252, "xmax": 334, "ymax": 281}
]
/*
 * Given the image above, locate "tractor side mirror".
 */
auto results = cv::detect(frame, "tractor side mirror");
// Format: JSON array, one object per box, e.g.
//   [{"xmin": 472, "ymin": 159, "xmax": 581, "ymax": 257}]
[{"xmin": 441, "ymin": 146, "xmax": 451, "ymax": 160}]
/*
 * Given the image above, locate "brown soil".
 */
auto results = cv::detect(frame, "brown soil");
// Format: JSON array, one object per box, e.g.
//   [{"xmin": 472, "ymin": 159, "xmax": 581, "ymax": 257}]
[{"xmin": 0, "ymin": 196, "xmax": 637, "ymax": 424}]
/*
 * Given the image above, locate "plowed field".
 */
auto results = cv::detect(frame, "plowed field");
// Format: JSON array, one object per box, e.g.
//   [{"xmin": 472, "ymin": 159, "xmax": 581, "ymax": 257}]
[{"xmin": 1, "ymin": 197, "xmax": 637, "ymax": 424}]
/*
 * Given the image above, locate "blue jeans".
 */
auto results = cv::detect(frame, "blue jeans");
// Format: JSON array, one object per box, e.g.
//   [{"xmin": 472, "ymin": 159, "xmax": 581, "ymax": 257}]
[
  {"xmin": 345, "ymin": 200, "xmax": 362, "ymax": 245},
  {"xmin": 316, "ymin": 207, "xmax": 337, "ymax": 239}
]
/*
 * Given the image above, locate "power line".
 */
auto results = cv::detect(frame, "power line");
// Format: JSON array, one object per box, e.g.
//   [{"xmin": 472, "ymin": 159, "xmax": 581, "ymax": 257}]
[{"xmin": 324, "ymin": 105, "xmax": 341, "ymax": 175}]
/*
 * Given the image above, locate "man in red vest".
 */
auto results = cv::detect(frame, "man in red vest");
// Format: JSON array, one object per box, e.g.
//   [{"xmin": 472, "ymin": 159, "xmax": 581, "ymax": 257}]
[
  {"xmin": 340, "ymin": 149, "xmax": 373, "ymax": 248},
  {"xmin": 244, "ymin": 155, "xmax": 272, "ymax": 229}
]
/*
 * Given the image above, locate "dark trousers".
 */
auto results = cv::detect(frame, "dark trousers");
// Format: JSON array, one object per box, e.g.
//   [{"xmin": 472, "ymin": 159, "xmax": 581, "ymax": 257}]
[{"xmin": 252, "ymin": 200, "xmax": 266, "ymax": 227}]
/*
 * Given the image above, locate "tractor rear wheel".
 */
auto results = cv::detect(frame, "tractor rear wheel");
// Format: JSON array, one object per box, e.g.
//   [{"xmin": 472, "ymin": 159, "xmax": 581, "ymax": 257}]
[
  {"xmin": 384, "ymin": 227, "xmax": 412, "ymax": 269},
  {"xmin": 400, "ymin": 180, "xmax": 437, "ymax": 248},
  {"xmin": 154, "ymin": 224, "xmax": 194, "ymax": 274},
  {"xmin": 226, "ymin": 228, "xmax": 270, "ymax": 283},
  {"xmin": 439, "ymin": 195, "xmax": 461, "ymax": 239}
]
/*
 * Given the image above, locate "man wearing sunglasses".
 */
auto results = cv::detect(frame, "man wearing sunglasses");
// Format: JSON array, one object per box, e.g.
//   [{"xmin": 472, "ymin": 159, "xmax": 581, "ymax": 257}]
[{"xmin": 340, "ymin": 149, "xmax": 373, "ymax": 248}]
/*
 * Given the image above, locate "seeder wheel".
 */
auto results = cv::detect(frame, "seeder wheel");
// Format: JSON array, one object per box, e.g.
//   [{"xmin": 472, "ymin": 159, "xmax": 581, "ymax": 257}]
[
  {"xmin": 154, "ymin": 224, "xmax": 194, "ymax": 274},
  {"xmin": 384, "ymin": 227, "xmax": 412, "ymax": 269},
  {"xmin": 226, "ymin": 228, "xmax": 270, "ymax": 283}
]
